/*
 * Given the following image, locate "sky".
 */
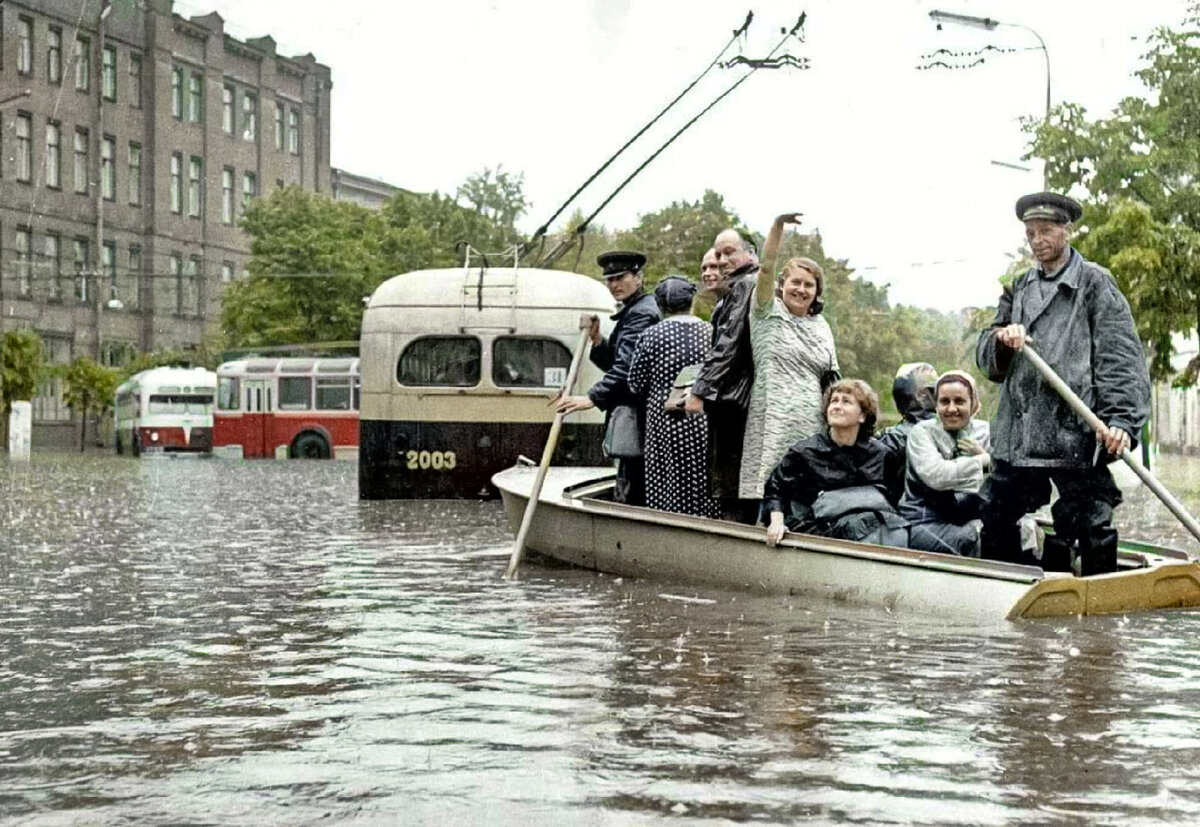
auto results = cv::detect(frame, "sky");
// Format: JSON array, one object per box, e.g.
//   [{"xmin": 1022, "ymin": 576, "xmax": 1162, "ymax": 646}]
[{"xmin": 175, "ymin": 0, "xmax": 1188, "ymax": 311}]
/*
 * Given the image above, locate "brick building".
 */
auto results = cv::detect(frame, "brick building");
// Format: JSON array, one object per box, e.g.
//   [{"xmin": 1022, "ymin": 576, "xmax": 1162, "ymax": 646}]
[{"xmin": 0, "ymin": 0, "xmax": 331, "ymax": 445}]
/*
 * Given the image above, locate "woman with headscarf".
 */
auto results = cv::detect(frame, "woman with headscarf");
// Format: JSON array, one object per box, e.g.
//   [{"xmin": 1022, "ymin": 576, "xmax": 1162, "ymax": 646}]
[
  {"xmin": 763, "ymin": 378, "xmax": 907, "ymax": 548},
  {"xmin": 898, "ymin": 370, "xmax": 993, "ymax": 557},
  {"xmin": 627, "ymin": 276, "xmax": 720, "ymax": 517},
  {"xmin": 740, "ymin": 213, "xmax": 839, "ymax": 507}
]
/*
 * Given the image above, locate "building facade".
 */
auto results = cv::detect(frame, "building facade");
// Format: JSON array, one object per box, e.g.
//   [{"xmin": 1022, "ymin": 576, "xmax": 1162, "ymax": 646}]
[
  {"xmin": 331, "ymin": 168, "xmax": 402, "ymax": 211},
  {"xmin": 0, "ymin": 0, "xmax": 331, "ymax": 444}
]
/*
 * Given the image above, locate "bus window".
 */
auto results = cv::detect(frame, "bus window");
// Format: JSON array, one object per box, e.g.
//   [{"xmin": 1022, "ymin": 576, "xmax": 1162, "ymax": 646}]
[
  {"xmin": 316, "ymin": 378, "xmax": 352, "ymax": 411},
  {"xmin": 493, "ymin": 337, "xmax": 572, "ymax": 388},
  {"xmin": 149, "ymin": 393, "xmax": 214, "ymax": 414},
  {"xmin": 279, "ymin": 377, "xmax": 312, "ymax": 410},
  {"xmin": 218, "ymin": 376, "xmax": 240, "ymax": 410},
  {"xmin": 398, "ymin": 336, "xmax": 480, "ymax": 387}
]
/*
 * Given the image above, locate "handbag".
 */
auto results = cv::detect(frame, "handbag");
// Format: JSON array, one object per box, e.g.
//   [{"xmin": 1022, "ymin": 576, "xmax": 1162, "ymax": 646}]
[
  {"xmin": 664, "ymin": 364, "xmax": 700, "ymax": 415},
  {"xmin": 602, "ymin": 404, "xmax": 644, "ymax": 459}
]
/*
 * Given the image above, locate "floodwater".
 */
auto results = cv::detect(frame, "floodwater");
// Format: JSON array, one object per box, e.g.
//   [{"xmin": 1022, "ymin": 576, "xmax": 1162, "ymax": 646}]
[{"xmin": 4, "ymin": 455, "xmax": 1200, "ymax": 825}]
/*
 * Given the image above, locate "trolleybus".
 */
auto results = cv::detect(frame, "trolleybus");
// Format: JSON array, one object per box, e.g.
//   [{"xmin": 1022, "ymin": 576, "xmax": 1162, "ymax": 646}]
[
  {"xmin": 359, "ymin": 265, "xmax": 615, "ymax": 499},
  {"xmin": 213, "ymin": 357, "xmax": 360, "ymax": 459},
  {"xmin": 113, "ymin": 366, "xmax": 217, "ymax": 456}
]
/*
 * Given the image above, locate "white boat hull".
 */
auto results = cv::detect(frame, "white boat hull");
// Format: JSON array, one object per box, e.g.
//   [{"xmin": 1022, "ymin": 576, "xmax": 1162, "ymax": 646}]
[{"xmin": 494, "ymin": 466, "xmax": 1200, "ymax": 622}]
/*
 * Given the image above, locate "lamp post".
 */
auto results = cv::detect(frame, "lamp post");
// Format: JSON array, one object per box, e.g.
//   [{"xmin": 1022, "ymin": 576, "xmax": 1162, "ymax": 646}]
[{"xmin": 929, "ymin": 10, "xmax": 1051, "ymax": 186}]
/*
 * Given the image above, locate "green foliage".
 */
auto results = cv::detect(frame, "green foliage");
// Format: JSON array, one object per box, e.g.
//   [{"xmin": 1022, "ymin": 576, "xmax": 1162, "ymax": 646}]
[
  {"xmin": 122, "ymin": 346, "xmax": 221, "ymax": 379},
  {"xmin": 61, "ymin": 357, "xmax": 122, "ymax": 450},
  {"xmin": 0, "ymin": 329, "xmax": 45, "ymax": 415},
  {"xmin": 1024, "ymin": 4, "xmax": 1200, "ymax": 381},
  {"xmin": 614, "ymin": 190, "xmax": 746, "ymax": 284},
  {"xmin": 455, "ymin": 165, "xmax": 530, "ymax": 231}
]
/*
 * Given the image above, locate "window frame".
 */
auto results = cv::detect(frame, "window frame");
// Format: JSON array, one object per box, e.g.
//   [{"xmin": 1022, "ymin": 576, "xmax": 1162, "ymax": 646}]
[
  {"xmin": 47, "ymin": 27, "xmax": 62, "ymax": 84},
  {"xmin": 102, "ymin": 44, "xmax": 117, "ymax": 101},
  {"xmin": 74, "ymin": 35, "xmax": 90, "ymax": 92},
  {"xmin": 491, "ymin": 335, "xmax": 574, "ymax": 389},
  {"xmin": 45, "ymin": 120, "xmax": 61, "ymax": 189},
  {"xmin": 396, "ymin": 335, "xmax": 482, "ymax": 388}
]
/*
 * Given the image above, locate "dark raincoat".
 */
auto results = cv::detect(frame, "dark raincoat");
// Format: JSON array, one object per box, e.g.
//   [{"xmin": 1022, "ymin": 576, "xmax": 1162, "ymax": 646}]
[{"xmin": 587, "ymin": 291, "xmax": 661, "ymax": 412}]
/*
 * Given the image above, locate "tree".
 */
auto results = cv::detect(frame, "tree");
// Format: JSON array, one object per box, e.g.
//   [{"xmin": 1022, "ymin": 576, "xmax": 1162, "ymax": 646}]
[
  {"xmin": 0, "ymin": 329, "xmax": 45, "ymax": 450},
  {"xmin": 1024, "ymin": 3, "xmax": 1200, "ymax": 381},
  {"xmin": 456, "ymin": 165, "xmax": 530, "ymax": 233},
  {"xmin": 615, "ymin": 190, "xmax": 746, "ymax": 283},
  {"xmin": 61, "ymin": 357, "xmax": 121, "ymax": 452}
]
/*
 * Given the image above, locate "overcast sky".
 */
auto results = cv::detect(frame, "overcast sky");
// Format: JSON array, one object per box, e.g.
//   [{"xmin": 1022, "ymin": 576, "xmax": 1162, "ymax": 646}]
[{"xmin": 177, "ymin": 0, "xmax": 1188, "ymax": 311}]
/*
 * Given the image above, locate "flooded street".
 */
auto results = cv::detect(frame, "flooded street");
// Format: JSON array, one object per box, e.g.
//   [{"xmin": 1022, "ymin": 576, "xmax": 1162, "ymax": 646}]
[{"xmin": 5, "ymin": 454, "xmax": 1200, "ymax": 824}]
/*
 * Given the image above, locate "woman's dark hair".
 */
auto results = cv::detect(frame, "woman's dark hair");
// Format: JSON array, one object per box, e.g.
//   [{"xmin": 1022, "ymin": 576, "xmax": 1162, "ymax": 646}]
[
  {"xmin": 653, "ymin": 276, "xmax": 697, "ymax": 314},
  {"xmin": 778, "ymin": 257, "xmax": 825, "ymax": 315},
  {"xmin": 821, "ymin": 378, "xmax": 879, "ymax": 441}
]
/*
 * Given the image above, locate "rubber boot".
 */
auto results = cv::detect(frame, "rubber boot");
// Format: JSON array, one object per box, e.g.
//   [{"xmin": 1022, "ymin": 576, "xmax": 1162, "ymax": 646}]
[
  {"xmin": 1039, "ymin": 535, "xmax": 1075, "ymax": 573},
  {"xmin": 980, "ymin": 522, "xmax": 1029, "ymax": 565},
  {"xmin": 1078, "ymin": 525, "xmax": 1119, "ymax": 577}
]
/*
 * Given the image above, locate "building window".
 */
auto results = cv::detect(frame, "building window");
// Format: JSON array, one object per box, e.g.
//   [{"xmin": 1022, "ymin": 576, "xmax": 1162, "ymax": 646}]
[
  {"xmin": 73, "ymin": 239, "xmax": 90, "ymax": 303},
  {"xmin": 129, "ymin": 53, "xmax": 141, "ymax": 108},
  {"xmin": 168, "ymin": 253, "xmax": 181, "ymax": 314},
  {"xmin": 287, "ymin": 108, "xmax": 299, "ymax": 154},
  {"xmin": 74, "ymin": 128, "xmax": 88, "ymax": 194},
  {"xmin": 188, "ymin": 156, "xmax": 202, "ymax": 217},
  {"xmin": 15, "ymin": 113, "xmax": 31, "ymax": 183},
  {"xmin": 101, "ymin": 242, "xmax": 116, "ymax": 305},
  {"xmin": 171, "ymin": 66, "xmax": 182, "ymax": 118},
  {"xmin": 222, "ymin": 86, "xmax": 234, "ymax": 133},
  {"xmin": 241, "ymin": 92, "xmax": 256, "ymax": 140},
  {"xmin": 169, "ymin": 153, "xmax": 182, "ymax": 214},
  {"xmin": 48, "ymin": 27, "xmax": 62, "ymax": 84},
  {"xmin": 45, "ymin": 121, "xmax": 61, "ymax": 188},
  {"xmin": 44, "ymin": 234, "xmax": 61, "ymax": 301},
  {"xmin": 126, "ymin": 247, "xmax": 141, "ymax": 310},
  {"xmin": 15, "ymin": 228, "xmax": 31, "ymax": 297},
  {"xmin": 221, "ymin": 167, "xmax": 234, "ymax": 224},
  {"xmin": 32, "ymin": 336, "xmax": 73, "ymax": 422},
  {"xmin": 242, "ymin": 172, "xmax": 256, "ymax": 208},
  {"xmin": 17, "ymin": 16, "xmax": 33, "ymax": 76},
  {"xmin": 188, "ymin": 71, "xmax": 202, "ymax": 122},
  {"xmin": 274, "ymin": 101, "xmax": 284, "ymax": 150},
  {"xmin": 102, "ymin": 45, "xmax": 116, "ymax": 101},
  {"xmin": 74, "ymin": 36, "xmax": 90, "ymax": 91},
  {"xmin": 101, "ymin": 136, "xmax": 115, "ymax": 201},
  {"xmin": 184, "ymin": 257, "xmax": 202, "ymax": 317},
  {"xmin": 128, "ymin": 142, "xmax": 141, "ymax": 205},
  {"xmin": 221, "ymin": 261, "xmax": 234, "ymax": 283}
]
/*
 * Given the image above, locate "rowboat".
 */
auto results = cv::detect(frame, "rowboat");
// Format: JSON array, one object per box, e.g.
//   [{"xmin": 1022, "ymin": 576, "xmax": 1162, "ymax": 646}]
[{"xmin": 493, "ymin": 465, "xmax": 1200, "ymax": 621}]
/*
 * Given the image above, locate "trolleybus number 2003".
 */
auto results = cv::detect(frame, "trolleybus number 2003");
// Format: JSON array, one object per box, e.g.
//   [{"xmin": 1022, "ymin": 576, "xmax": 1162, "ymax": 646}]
[{"xmin": 405, "ymin": 449, "xmax": 457, "ymax": 470}]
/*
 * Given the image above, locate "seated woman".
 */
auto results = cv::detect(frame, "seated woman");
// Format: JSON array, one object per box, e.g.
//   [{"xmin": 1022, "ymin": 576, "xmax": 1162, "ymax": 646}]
[
  {"xmin": 763, "ymin": 379, "xmax": 907, "ymax": 548},
  {"xmin": 898, "ymin": 370, "xmax": 991, "ymax": 557}
]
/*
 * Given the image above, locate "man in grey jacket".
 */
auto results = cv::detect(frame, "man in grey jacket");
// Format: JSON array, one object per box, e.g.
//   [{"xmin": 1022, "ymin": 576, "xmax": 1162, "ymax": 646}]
[{"xmin": 976, "ymin": 192, "xmax": 1150, "ymax": 576}]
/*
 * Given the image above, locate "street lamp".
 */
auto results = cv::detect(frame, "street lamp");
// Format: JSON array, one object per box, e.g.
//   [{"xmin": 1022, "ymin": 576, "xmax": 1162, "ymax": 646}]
[{"xmin": 929, "ymin": 10, "xmax": 1051, "ymax": 184}]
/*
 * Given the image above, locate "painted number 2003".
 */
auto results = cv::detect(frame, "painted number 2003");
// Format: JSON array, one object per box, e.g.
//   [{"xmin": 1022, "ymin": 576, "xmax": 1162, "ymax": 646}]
[{"xmin": 405, "ymin": 450, "xmax": 457, "ymax": 471}]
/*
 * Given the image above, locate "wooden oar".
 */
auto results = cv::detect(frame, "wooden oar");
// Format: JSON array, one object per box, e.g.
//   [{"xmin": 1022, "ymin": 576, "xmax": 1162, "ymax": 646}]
[
  {"xmin": 504, "ymin": 326, "xmax": 593, "ymax": 579},
  {"xmin": 1022, "ymin": 344, "xmax": 1200, "ymax": 548}
]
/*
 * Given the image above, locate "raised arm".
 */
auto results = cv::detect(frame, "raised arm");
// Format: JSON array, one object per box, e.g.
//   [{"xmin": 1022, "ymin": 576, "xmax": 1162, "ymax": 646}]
[{"xmin": 757, "ymin": 213, "xmax": 803, "ymax": 308}]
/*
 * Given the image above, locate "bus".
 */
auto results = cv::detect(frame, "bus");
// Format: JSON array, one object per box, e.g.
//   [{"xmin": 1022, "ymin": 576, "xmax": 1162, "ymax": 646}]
[
  {"xmin": 359, "ymin": 266, "xmax": 615, "ymax": 499},
  {"xmin": 114, "ymin": 366, "xmax": 217, "ymax": 456},
  {"xmin": 213, "ymin": 357, "xmax": 360, "ymax": 459}
]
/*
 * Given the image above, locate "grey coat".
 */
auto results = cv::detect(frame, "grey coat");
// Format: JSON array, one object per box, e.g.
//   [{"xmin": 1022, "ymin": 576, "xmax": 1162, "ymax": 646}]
[{"xmin": 975, "ymin": 249, "xmax": 1150, "ymax": 468}]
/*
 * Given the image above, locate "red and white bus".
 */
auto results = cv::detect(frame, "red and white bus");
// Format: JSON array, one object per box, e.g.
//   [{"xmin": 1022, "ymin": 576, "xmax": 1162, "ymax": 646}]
[
  {"xmin": 213, "ymin": 357, "xmax": 360, "ymax": 459},
  {"xmin": 114, "ymin": 366, "xmax": 217, "ymax": 456}
]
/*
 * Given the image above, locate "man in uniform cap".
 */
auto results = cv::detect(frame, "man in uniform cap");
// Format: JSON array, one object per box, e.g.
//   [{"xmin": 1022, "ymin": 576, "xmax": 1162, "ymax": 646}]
[
  {"xmin": 557, "ymin": 250, "xmax": 661, "ymax": 505},
  {"xmin": 975, "ymin": 192, "xmax": 1149, "ymax": 575}
]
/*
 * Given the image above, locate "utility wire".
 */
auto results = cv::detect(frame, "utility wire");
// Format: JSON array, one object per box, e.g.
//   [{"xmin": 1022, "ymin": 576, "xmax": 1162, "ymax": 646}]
[
  {"xmin": 539, "ymin": 12, "xmax": 808, "ymax": 268},
  {"xmin": 523, "ymin": 10, "xmax": 754, "ymax": 255}
]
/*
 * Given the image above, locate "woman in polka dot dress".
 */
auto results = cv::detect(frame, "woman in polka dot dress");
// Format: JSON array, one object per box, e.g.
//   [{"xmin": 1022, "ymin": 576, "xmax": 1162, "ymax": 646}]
[{"xmin": 628, "ymin": 277, "xmax": 720, "ymax": 518}]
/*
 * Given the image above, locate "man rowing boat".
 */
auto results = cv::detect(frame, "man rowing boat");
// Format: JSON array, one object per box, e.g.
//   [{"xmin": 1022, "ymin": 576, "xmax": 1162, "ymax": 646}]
[{"xmin": 975, "ymin": 192, "xmax": 1151, "ymax": 575}]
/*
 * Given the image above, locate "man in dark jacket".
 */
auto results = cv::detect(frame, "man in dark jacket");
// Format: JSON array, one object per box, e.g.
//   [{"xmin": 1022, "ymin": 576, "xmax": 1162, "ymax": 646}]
[
  {"xmin": 975, "ymin": 192, "xmax": 1150, "ymax": 575},
  {"xmin": 557, "ymin": 250, "xmax": 661, "ymax": 505},
  {"xmin": 683, "ymin": 228, "xmax": 759, "ymax": 521}
]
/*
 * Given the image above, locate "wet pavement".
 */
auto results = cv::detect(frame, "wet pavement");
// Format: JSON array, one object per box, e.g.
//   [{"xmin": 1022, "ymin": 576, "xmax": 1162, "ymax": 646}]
[{"xmin": 4, "ymin": 452, "xmax": 1200, "ymax": 824}]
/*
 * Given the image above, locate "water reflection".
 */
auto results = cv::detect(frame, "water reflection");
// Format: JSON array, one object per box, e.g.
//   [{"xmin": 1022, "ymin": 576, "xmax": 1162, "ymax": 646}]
[{"xmin": 3, "ymin": 453, "xmax": 1200, "ymax": 822}]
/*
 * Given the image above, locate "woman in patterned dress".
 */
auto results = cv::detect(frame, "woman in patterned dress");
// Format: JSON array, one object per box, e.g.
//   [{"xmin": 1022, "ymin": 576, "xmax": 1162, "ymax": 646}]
[
  {"xmin": 739, "ymin": 213, "xmax": 839, "ymax": 504},
  {"xmin": 627, "ymin": 277, "xmax": 720, "ymax": 518}
]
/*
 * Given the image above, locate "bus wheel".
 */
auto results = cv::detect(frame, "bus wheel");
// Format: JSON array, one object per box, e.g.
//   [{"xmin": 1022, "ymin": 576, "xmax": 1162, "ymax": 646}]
[{"xmin": 291, "ymin": 433, "xmax": 331, "ymax": 460}]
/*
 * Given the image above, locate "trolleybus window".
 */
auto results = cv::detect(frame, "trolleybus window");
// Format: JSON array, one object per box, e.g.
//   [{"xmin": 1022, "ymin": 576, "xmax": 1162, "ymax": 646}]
[
  {"xmin": 217, "ymin": 376, "xmax": 240, "ymax": 410},
  {"xmin": 316, "ymin": 377, "xmax": 353, "ymax": 410},
  {"xmin": 493, "ymin": 336, "xmax": 572, "ymax": 388},
  {"xmin": 148, "ymin": 392, "xmax": 213, "ymax": 415},
  {"xmin": 398, "ymin": 336, "xmax": 480, "ymax": 387},
  {"xmin": 278, "ymin": 376, "xmax": 312, "ymax": 410}
]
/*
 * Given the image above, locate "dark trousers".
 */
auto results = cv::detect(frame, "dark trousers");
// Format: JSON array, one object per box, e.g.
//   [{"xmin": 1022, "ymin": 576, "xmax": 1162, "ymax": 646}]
[
  {"xmin": 705, "ymin": 401, "xmax": 747, "ymax": 501},
  {"xmin": 614, "ymin": 457, "xmax": 646, "ymax": 507},
  {"xmin": 980, "ymin": 460, "xmax": 1122, "ymax": 575}
]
